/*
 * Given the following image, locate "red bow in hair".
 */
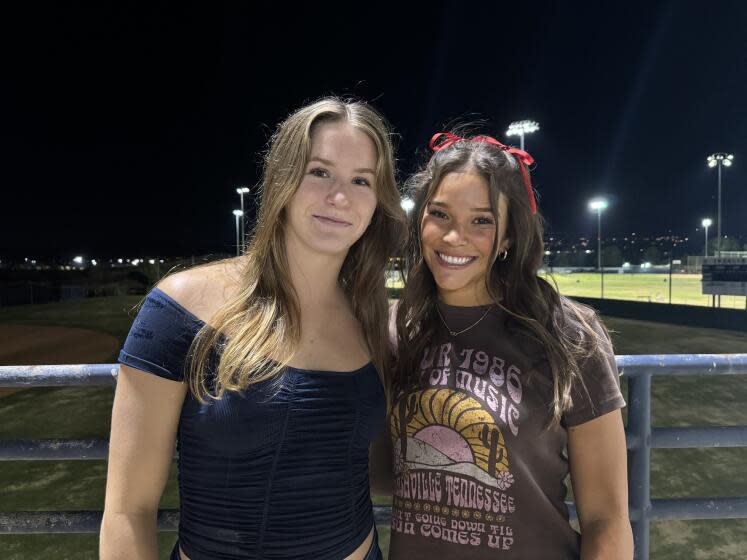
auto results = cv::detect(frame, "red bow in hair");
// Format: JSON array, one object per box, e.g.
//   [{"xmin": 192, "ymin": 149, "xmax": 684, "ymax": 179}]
[{"xmin": 428, "ymin": 132, "xmax": 538, "ymax": 214}]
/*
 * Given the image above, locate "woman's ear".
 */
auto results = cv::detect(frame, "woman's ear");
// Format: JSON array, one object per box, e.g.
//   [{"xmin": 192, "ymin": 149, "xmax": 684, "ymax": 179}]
[{"xmin": 498, "ymin": 236, "xmax": 513, "ymax": 253}]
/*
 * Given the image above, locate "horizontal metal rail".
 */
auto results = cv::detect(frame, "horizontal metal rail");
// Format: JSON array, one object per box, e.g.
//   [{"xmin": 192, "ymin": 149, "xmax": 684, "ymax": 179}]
[
  {"xmin": 617, "ymin": 353, "xmax": 747, "ymax": 377},
  {"xmin": 650, "ymin": 498, "xmax": 747, "ymax": 520},
  {"xmin": 4, "ymin": 424, "xmax": 745, "ymax": 460},
  {"xmin": 0, "ymin": 510, "xmax": 180, "ymax": 534},
  {"xmin": 5, "ymin": 498, "xmax": 747, "ymax": 534},
  {"xmin": 1, "ymin": 507, "xmax": 399, "ymax": 535},
  {"xmin": 1, "ymin": 354, "xmax": 745, "ymax": 386},
  {"xmin": 0, "ymin": 439, "xmax": 109, "ymax": 460},
  {"xmin": 0, "ymin": 364, "xmax": 117, "ymax": 387},
  {"xmin": 651, "ymin": 426, "xmax": 747, "ymax": 448}
]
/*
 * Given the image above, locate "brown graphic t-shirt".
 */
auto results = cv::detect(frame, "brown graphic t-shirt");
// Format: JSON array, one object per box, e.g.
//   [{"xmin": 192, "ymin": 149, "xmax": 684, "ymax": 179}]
[{"xmin": 388, "ymin": 300, "xmax": 625, "ymax": 559}]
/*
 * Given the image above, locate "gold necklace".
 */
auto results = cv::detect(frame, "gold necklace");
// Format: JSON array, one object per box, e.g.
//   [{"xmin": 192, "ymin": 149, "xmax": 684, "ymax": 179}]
[{"xmin": 436, "ymin": 304, "xmax": 493, "ymax": 337}]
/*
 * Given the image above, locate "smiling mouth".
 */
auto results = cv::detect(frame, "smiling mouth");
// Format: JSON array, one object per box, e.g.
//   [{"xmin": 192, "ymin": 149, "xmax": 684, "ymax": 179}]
[
  {"xmin": 436, "ymin": 251, "xmax": 477, "ymax": 267},
  {"xmin": 313, "ymin": 214, "xmax": 352, "ymax": 227}
]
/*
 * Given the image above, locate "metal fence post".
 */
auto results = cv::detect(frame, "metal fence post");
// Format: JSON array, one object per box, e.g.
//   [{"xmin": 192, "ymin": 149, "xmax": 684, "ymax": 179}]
[{"xmin": 627, "ymin": 371, "xmax": 652, "ymax": 560}]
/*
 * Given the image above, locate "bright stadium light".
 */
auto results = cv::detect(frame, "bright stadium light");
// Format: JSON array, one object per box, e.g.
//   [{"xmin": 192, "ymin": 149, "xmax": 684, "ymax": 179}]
[
  {"xmin": 588, "ymin": 198, "xmax": 609, "ymax": 298},
  {"xmin": 73, "ymin": 256, "xmax": 84, "ymax": 265},
  {"xmin": 400, "ymin": 197, "xmax": 415, "ymax": 214},
  {"xmin": 233, "ymin": 209, "xmax": 244, "ymax": 257},
  {"xmin": 701, "ymin": 218, "xmax": 712, "ymax": 258},
  {"xmin": 707, "ymin": 153, "xmax": 734, "ymax": 256},
  {"xmin": 236, "ymin": 186, "xmax": 250, "ymax": 250},
  {"xmin": 506, "ymin": 120, "xmax": 540, "ymax": 151}
]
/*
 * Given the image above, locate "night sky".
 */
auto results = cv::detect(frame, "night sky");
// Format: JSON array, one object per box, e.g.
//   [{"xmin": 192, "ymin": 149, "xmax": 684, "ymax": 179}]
[{"xmin": 2, "ymin": 1, "xmax": 745, "ymax": 259}]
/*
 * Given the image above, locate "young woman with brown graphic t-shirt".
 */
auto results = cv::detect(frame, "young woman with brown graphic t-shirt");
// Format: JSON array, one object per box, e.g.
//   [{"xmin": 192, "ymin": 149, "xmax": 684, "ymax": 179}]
[{"xmin": 381, "ymin": 132, "xmax": 633, "ymax": 559}]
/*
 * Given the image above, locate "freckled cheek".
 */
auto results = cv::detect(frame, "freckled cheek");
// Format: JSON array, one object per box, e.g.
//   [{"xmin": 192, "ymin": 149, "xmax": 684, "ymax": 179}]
[
  {"xmin": 289, "ymin": 183, "xmax": 318, "ymax": 209},
  {"xmin": 420, "ymin": 222, "xmax": 443, "ymax": 252},
  {"xmin": 472, "ymin": 229, "xmax": 496, "ymax": 256},
  {"xmin": 356, "ymin": 191, "xmax": 377, "ymax": 223}
]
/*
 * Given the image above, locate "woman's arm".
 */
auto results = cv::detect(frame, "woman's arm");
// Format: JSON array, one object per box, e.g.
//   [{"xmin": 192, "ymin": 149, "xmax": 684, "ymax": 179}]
[
  {"xmin": 568, "ymin": 409, "xmax": 633, "ymax": 560},
  {"xmin": 99, "ymin": 365, "xmax": 187, "ymax": 559}
]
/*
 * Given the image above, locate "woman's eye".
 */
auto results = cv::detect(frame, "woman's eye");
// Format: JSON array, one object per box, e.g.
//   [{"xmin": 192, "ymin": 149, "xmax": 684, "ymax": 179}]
[
  {"xmin": 309, "ymin": 167, "xmax": 329, "ymax": 178},
  {"xmin": 474, "ymin": 217, "xmax": 495, "ymax": 225},
  {"xmin": 428, "ymin": 209, "xmax": 448, "ymax": 219},
  {"xmin": 353, "ymin": 177, "xmax": 371, "ymax": 187}
]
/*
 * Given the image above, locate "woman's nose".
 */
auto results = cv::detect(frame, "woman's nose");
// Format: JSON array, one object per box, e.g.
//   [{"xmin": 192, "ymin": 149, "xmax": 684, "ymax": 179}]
[
  {"xmin": 442, "ymin": 226, "xmax": 466, "ymax": 245},
  {"xmin": 326, "ymin": 180, "xmax": 351, "ymax": 207}
]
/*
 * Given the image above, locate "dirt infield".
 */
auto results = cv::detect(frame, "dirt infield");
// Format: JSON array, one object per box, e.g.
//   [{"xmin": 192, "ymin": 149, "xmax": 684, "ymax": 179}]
[{"xmin": 0, "ymin": 324, "xmax": 119, "ymax": 397}]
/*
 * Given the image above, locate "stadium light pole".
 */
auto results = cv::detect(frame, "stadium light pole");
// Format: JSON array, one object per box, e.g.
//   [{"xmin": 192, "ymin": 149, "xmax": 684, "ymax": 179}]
[
  {"xmin": 506, "ymin": 120, "xmax": 540, "ymax": 151},
  {"xmin": 233, "ymin": 209, "xmax": 244, "ymax": 256},
  {"xmin": 588, "ymin": 198, "xmax": 608, "ymax": 299},
  {"xmin": 707, "ymin": 153, "xmax": 734, "ymax": 256},
  {"xmin": 701, "ymin": 218, "xmax": 712, "ymax": 258},
  {"xmin": 236, "ymin": 186, "xmax": 250, "ymax": 249}
]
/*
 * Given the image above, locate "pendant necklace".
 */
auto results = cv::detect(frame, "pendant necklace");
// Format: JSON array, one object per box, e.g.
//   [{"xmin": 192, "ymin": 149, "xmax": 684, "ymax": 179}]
[{"xmin": 436, "ymin": 304, "xmax": 493, "ymax": 337}]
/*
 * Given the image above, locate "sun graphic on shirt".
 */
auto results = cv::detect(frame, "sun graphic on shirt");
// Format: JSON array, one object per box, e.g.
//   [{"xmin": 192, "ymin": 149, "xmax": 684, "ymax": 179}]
[{"xmin": 390, "ymin": 388, "xmax": 510, "ymax": 486}]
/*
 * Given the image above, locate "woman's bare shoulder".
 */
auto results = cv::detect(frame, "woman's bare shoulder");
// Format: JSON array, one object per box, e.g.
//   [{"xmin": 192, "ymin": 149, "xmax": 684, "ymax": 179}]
[{"xmin": 156, "ymin": 257, "xmax": 245, "ymax": 324}]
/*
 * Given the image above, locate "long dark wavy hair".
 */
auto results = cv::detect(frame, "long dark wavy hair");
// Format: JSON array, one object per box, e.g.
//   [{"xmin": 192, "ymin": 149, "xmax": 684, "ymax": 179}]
[{"xmin": 395, "ymin": 134, "xmax": 611, "ymax": 426}]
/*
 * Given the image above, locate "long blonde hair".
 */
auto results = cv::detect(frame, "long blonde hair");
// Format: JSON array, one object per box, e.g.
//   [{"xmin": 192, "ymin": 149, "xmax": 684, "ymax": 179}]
[{"xmin": 187, "ymin": 97, "xmax": 405, "ymax": 402}]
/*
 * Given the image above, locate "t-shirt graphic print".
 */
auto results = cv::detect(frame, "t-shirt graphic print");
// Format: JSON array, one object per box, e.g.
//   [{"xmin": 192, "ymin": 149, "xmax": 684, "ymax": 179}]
[{"xmin": 387, "ymin": 301, "xmax": 626, "ymax": 560}]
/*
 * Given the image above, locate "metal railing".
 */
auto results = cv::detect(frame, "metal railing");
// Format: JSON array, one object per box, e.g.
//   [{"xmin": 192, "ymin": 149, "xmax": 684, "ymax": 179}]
[
  {"xmin": 620, "ymin": 354, "xmax": 747, "ymax": 559},
  {"xmin": 2, "ymin": 356, "xmax": 747, "ymax": 559}
]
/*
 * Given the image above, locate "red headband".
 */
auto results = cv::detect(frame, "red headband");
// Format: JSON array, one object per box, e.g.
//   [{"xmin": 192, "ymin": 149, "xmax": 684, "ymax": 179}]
[{"xmin": 428, "ymin": 132, "xmax": 537, "ymax": 214}]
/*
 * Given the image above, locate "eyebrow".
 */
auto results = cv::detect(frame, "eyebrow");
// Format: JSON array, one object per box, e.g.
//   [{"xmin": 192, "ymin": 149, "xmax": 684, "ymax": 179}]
[
  {"xmin": 428, "ymin": 200, "xmax": 493, "ymax": 213},
  {"xmin": 309, "ymin": 156, "xmax": 375, "ymax": 175}
]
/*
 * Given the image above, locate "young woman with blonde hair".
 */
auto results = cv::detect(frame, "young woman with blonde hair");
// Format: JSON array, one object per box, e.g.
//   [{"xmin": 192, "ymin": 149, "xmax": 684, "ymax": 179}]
[
  {"xmin": 386, "ymin": 132, "xmax": 633, "ymax": 559},
  {"xmin": 100, "ymin": 97, "xmax": 405, "ymax": 560}
]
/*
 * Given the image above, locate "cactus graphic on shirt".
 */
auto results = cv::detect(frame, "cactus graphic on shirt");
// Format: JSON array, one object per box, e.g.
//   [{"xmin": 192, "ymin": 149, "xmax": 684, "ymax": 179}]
[
  {"xmin": 479, "ymin": 424, "xmax": 505, "ymax": 477},
  {"xmin": 390, "ymin": 387, "xmax": 511, "ymax": 480}
]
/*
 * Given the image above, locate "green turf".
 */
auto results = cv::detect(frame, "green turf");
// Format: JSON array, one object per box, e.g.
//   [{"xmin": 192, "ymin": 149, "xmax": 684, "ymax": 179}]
[
  {"xmin": 0, "ymin": 295, "xmax": 143, "ymax": 341},
  {"xmin": 1, "ymin": 296, "xmax": 747, "ymax": 558},
  {"xmin": 545, "ymin": 272, "xmax": 746, "ymax": 309},
  {"xmin": 389, "ymin": 271, "xmax": 747, "ymax": 308}
]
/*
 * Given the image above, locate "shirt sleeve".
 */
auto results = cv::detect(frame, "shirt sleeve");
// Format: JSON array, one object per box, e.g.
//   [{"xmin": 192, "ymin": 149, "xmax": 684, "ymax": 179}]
[
  {"xmin": 118, "ymin": 289, "xmax": 203, "ymax": 382},
  {"xmin": 563, "ymin": 313, "xmax": 626, "ymax": 427}
]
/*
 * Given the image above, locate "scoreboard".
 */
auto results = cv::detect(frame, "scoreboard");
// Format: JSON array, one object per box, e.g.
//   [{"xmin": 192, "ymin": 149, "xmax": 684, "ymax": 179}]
[{"xmin": 702, "ymin": 257, "xmax": 747, "ymax": 296}]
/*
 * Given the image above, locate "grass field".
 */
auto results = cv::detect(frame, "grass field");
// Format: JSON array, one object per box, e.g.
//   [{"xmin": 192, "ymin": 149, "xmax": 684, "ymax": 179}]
[
  {"xmin": 545, "ymin": 272, "xmax": 747, "ymax": 309},
  {"xmin": 1, "ymin": 295, "xmax": 747, "ymax": 559},
  {"xmin": 387, "ymin": 271, "xmax": 747, "ymax": 309}
]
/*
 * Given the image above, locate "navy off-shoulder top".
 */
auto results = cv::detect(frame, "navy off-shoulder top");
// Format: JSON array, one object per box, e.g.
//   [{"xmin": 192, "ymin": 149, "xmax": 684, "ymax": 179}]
[{"xmin": 118, "ymin": 288, "xmax": 386, "ymax": 559}]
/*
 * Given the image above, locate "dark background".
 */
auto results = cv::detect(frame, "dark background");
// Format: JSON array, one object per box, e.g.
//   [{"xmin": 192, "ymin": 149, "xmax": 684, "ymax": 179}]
[{"xmin": 1, "ymin": 1, "xmax": 745, "ymax": 258}]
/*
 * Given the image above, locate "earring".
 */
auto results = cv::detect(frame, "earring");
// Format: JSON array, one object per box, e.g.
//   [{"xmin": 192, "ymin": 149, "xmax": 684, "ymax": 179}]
[{"xmin": 498, "ymin": 250, "xmax": 509, "ymax": 261}]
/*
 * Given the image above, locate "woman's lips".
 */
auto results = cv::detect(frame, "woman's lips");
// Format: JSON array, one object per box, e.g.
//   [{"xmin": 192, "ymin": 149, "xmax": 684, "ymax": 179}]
[
  {"xmin": 435, "ymin": 250, "xmax": 477, "ymax": 268},
  {"xmin": 313, "ymin": 214, "xmax": 352, "ymax": 227}
]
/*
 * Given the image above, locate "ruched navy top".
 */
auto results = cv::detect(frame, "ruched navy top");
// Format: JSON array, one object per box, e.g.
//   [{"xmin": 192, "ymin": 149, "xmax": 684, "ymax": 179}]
[{"xmin": 118, "ymin": 288, "xmax": 386, "ymax": 559}]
